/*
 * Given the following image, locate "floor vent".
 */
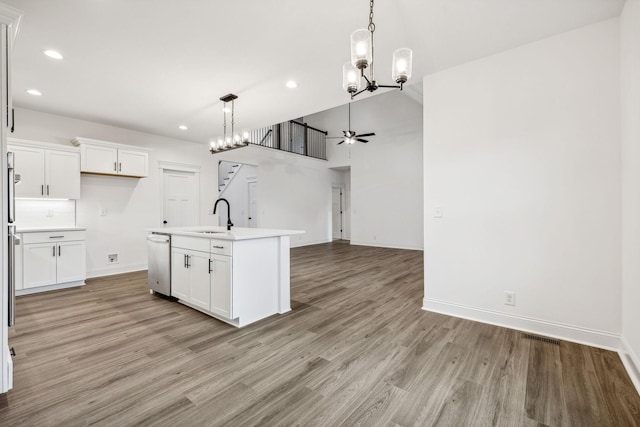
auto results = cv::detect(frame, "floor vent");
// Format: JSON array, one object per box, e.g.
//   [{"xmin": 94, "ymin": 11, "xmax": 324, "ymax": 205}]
[{"xmin": 522, "ymin": 333, "xmax": 561, "ymax": 346}]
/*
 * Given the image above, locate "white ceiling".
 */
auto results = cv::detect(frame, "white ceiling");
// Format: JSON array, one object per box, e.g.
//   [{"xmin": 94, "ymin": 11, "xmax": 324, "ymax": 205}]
[{"xmin": 6, "ymin": 0, "xmax": 625, "ymax": 144}]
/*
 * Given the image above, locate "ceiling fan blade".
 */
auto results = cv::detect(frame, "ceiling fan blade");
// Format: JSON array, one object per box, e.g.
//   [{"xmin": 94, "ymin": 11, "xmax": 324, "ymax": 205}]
[
  {"xmin": 356, "ymin": 133, "xmax": 375, "ymax": 138},
  {"xmin": 326, "ymin": 136, "xmax": 344, "ymax": 139},
  {"xmin": 343, "ymin": 130, "xmax": 348, "ymax": 137},
  {"xmin": 337, "ymin": 140, "xmax": 345, "ymax": 145},
  {"xmin": 356, "ymin": 139, "xmax": 369, "ymax": 143}
]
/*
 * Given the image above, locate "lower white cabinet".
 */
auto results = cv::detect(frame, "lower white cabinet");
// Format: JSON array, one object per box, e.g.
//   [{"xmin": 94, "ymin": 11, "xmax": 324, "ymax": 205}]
[
  {"xmin": 171, "ymin": 237, "xmax": 233, "ymax": 320},
  {"xmin": 171, "ymin": 247, "xmax": 211, "ymax": 312},
  {"xmin": 210, "ymin": 254, "xmax": 232, "ymax": 318},
  {"xmin": 19, "ymin": 231, "xmax": 86, "ymax": 293}
]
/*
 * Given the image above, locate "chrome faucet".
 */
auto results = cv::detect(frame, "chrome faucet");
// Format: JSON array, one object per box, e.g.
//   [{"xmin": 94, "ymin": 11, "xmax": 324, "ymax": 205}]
[{"xmin": 213, "ymin": 198, "xmax": 233, "ymax": 231}]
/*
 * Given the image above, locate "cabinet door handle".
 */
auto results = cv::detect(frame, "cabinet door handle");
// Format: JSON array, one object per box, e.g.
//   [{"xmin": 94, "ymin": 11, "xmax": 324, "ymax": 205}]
[
  {"xmin": 11, "ymin": 108, "xmax": 15, "ymax": 133},
  {"xmin": 118, "ymin": 162, "xmax": 122, "ymax": 172},
  {"xmin": 46, "ymin": 185, "xmax": 50, "ymax": 196},
  {"xmin": 114, "ymin": 162, "xmax": 117, "ymax": 171},
  {"xmin": 49, "ymin": 236, "xmax": 64, "ymax": 239},
  {"xmin": 58, "ymin": 245, "xmax": 61, "ymax": 256},
  {"xmin": 213, "ymin": 245, "xmax": 224, "ymax": 249},
  {"xmin": 52, "ymin": 245, "xmax": 56, "ymax": 257},
  {"xmin": 184, "ymin": 254, "xmax": 187, "ymax": 268},
  {"xmin": 208, "ymin": 259, "xmax": 212, "ymax": 274},
  {"xmin": 187, "ymin": 255, "xmax": 191, "ymax": 268},
  {"xmin": 41, "ymin": 184, "xmax": 44, "ymax": 195}
]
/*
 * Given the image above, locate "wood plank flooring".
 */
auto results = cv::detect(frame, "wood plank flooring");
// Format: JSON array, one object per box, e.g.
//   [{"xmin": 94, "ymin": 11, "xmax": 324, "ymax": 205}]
[{"xmin": 1, "ymin": 241, "xmax": 639, "ymax": 426}]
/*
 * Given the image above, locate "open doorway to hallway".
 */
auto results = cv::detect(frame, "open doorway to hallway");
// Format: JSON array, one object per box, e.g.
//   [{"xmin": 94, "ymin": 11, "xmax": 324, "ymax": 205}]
[{"xmin": 330, "ymin": 167, "xmax": 350, "ymax": 241}]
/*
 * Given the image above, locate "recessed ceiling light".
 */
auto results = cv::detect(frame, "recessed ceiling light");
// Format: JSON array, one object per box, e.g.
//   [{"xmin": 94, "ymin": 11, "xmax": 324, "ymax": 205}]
[
  {"xmin": 26, "ymin": 89, "xmax": 42, "ymax": 96},
  {"xmin": 286, "ymin": 80, "xmax": 298, "ymax": 89},
  {"xmin": 43, "ymin": 50, "xmax": 63, "ymax": 60},
  {"xmin": 178, "ymin": 125, "xmax": 188, "ymax": 130}
]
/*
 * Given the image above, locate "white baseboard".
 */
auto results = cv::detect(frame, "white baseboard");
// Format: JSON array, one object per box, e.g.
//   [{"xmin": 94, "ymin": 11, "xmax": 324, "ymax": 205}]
[
  {"xmin": 16, "ymin": 280, "xmax": 85, "ymax": 296},
  {"xmin": 619, "ymin": 335, "xmax": 640, "ymax": 395},
  {"xmin": 350, "ymin": 240, "xmax": 424, "ymax": 251},
  {"xmin": 422, "ymin": 297, "xmax": 620, "ymax": 351},
  {"xmin": 86, "ymin": 264, "xmax": 147, "ymax": 279},
  {"xmin": 291, "ymin": 239, "xmax": 332, "ymax": 248}
]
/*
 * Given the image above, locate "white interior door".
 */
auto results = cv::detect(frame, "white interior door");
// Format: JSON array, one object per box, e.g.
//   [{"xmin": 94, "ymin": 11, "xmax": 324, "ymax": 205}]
[
  {"xmin": 248, "ymin": 181, "xmax": 258, "ymax": 228},
  {"xmin": 163, "ymin": 170, "xmax": 197, "ymax": 227},
  {"xmin": 332, "ymin": 187, "xmax": 343, "ymax": 240}
]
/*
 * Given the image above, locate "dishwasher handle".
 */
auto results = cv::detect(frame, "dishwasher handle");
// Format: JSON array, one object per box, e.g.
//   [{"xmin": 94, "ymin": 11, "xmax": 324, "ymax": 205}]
[{"xmin": 147, "ymin": 234, "xmax": 170, "ymax": 243}]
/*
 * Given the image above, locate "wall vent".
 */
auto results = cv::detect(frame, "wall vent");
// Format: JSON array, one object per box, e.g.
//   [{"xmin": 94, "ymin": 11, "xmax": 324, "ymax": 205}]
[{"xmin": 522, "ymin": 333, "xmax": 560, "ymax": 346}]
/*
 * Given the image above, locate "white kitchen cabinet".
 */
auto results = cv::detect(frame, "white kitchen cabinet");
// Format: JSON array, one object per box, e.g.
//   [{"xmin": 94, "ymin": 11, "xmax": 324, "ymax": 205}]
[
  {"xmin": 210, "ymin": 253, "xmax": 232, "ymax": 319},
  {"xmin": 171, "ymin": 246, "xmax": 211, "ymax": 312},
  {"xmin": 19, "ymin": 230, "xmax": 86, "ymax": 294},
  {"xmin": 72, "ymin": 137, "xmax": 149, "ymax": 178},
  {"xmin": 8, "ymin": 140, "xmax": 81, "ymax": 199}
]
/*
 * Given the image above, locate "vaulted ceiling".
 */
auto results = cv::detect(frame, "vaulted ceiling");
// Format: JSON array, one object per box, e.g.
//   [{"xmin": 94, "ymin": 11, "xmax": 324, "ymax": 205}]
[{"xmin": 6, "ymin": 0, "xmax": 625, "ymax": 143}]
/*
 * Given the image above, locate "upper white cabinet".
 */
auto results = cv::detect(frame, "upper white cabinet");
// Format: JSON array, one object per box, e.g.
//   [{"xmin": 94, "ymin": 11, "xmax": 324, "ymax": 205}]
[
  {"xmin": 8, "ymin": 139, "xmax": 81, "ymax": 199},
  {"xmin": 72, "ymin": 137, "xmax": 150, "ymax": 178}
]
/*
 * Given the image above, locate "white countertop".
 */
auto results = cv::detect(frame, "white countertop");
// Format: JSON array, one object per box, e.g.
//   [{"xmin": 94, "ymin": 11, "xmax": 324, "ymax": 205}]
[
  {"xmin": 147, "ymin": 226, "xmax": 304, "ymax": 241},
  {"xmin": 16, "ymin": 226, "xmax": 87, "ymax": 233}
]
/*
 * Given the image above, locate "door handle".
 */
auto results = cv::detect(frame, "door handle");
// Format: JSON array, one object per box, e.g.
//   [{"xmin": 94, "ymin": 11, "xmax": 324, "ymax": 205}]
[
  {"xmin": 208, "ymin": 259, "xmax": 212, "ymax": 274},
  {"xmin": 46, "ymin": 185, "xmax": 50, "ymax": 196},
  {"xmin": 11, "ymin": 107, "xmax": 15, "ymax": 133},
  {"xmin": 187, "ymin": 255, "xmax": 191, "ymax": 268},
  {"xmin": 184, "ymin": 254, "xmax": 187, "ymax": 268},
  {"xmin": 53, "ymin": 245, "xmax": 56, "ymax": 257},
  {"xmin": 41, "ymin": 184, "xmax": 44, "ymax": 195},
  {"xmin": 114, "ymin": 162, "xmax": 117, "ymax": 172},
  {"xmin": 118, "ymin": 162, "xmax": 122, "ymax": 172},
  {"xmin": 58, "ymin": 245, "xmax": 61, "ymax": 256}
]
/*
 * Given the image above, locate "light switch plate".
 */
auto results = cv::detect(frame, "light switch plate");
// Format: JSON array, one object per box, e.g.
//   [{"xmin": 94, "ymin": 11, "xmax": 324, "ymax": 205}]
[{"xmin": 434, "ymin": 207, "xmax": 443, "ymax": 218}]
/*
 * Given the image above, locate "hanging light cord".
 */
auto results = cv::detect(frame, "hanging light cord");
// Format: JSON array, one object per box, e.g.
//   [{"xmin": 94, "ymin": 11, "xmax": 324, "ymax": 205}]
[{"xmin": 368, "ymin": 0, "xmax": 375, "ymax": 83}]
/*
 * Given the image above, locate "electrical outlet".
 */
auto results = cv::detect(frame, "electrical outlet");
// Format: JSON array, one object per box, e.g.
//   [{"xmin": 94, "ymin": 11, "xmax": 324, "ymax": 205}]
[
  {"xmin": 434, "ymin": 206, "xmax": 443, "ymax": 218},
  {"xmin": 46, "ymin": 209, "xmax": 54, "ymax": 217},
  {"xmin": 107, "ymin": 253, "xmax": 119, "ymax": 264},
  {"xmin": 99, "ymin": 208, "xmax": 107, "ymax": 216},
  {"xmin": 504, "ymin": 291, "xmax": 516, "ymax": 306}
]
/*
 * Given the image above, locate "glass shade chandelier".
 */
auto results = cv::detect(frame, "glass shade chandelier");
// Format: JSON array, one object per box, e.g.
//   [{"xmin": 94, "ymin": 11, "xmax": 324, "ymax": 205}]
[
  {"xmin": 342, "ymin": 0, "xmax": 413, "ymax": 99},
  {"xmin": 209, "ymin": 93, "xmax": 251, "ymax": 154}
]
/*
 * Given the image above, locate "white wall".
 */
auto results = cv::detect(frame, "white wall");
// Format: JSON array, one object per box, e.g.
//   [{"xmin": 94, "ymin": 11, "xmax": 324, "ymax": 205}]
[
  {"xmin": 621, "ymin": 0, "xmax": 640, "ymax": 391},
  {"xmin": 423, "ymin": 19, "xmax": 622, "ymax": 348},
  {"xmin": 12, "ymin": 108, "xmax": 335, "ymax": 276},
  {"xmin": 306, "ymin": 90, "xmax": 424, "ymax": 250}
]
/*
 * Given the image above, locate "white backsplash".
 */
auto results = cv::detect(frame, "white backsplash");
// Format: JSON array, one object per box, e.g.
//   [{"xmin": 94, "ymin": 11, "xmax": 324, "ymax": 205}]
[{"xmin": 15, "ymin": 199, "xmax": 76, "ymax": 228}]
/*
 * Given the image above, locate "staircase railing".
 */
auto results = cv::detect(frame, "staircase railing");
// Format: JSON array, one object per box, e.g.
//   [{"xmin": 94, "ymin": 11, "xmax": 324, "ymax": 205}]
[{"xmin": 246, "ymin": 120, "xmax": 327, "ymax": 160}]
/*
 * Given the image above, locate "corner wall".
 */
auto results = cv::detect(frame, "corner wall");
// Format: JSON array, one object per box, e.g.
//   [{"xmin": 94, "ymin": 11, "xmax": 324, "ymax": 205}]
[
  {"xmin": 306, "ymin": 90, "xmax": 424, "ymax": 250},
  {"xmin": 621, "ymin": 0, "xmax": 640, "ymax": 392},
  {"xmin": 423, "ymin": 19, "xmax": 622, "ymax": 349}
]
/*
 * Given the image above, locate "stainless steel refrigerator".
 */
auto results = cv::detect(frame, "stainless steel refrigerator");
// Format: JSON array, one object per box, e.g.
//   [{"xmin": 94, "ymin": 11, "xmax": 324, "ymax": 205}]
[{"xmin": 1, "ymin": 5, "xmax": 23, "ymax": 394}]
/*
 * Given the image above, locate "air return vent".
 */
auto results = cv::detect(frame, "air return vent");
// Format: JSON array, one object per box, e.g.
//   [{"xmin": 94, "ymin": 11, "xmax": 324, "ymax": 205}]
[{"xmin": 522, "ymin": 333, "xmax": 560, "ymax": 346}]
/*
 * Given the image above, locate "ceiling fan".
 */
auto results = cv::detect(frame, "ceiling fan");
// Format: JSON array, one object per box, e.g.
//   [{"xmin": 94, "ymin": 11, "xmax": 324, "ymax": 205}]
[{"xmin": 327, "ymin": 102, "xmax": 375, "ymax": 145}]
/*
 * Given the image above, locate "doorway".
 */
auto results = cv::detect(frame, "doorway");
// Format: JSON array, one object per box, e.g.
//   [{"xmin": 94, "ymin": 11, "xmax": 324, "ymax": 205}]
[
  {"xmin": 332, "ymin": 187, "xmax": 344, "ymax": 240},
  {"xmin": 160, "ymin": 165, "xmax": 200, "ymax": 227},
  {"xmin": 248, "ymin": 180, "xmax": 258, "ymax": 228}
]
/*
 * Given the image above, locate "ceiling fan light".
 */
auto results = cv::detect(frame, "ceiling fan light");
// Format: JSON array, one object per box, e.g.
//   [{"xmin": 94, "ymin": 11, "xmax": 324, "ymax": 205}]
[
  {"xmin": 350, "ymin": 29, "xmax": 371, "ymax": 70},
  {"xmin": 392, "ymin": 48, "xmax": 413, "ymax": 84},
  {"xmin": 343, "ymin": 62, "xmax": 361, "ymax": 93}
]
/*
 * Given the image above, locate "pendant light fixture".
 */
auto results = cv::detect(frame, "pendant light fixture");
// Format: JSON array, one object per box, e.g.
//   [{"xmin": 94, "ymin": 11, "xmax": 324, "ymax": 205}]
[
  {"xmin": 209, "ymin": 93, "xmax": 251, "ymax": 154},
  {"xmin": 342, "ymin": 0, "xmax": 413, "ymax": 99}
]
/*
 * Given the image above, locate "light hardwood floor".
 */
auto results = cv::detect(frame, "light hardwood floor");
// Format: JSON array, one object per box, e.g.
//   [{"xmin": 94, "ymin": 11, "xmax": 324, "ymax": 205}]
[{"xmin": 1, "ymin": 241, "xmax": 639, "ymax": 426}]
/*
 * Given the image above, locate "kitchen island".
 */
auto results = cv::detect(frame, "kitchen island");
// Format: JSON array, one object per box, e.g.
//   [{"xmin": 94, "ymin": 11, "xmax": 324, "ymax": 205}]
[{"xmin": 147, "ymin": 226, "xmax": 304, "ymax": 327}]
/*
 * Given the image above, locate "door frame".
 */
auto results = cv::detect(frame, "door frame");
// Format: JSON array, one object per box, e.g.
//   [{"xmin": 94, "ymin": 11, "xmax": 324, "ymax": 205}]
[
  {"xmin": 158, "ymin": 161, "xmax": 201, "ymax": 227},
  {"xmin": 247, "ymin": 177, "xmax": 257, "ymax": 228},
  {"xmin": 331, "ymin": 186, "xmax": 344, "ymax": 240}
]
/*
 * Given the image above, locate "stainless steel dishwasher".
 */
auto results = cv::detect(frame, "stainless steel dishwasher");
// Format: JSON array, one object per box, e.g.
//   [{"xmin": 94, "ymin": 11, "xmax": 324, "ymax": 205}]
[{"xmin": 147, "ymin": 233, "xmax": 171, "ymax": 297}]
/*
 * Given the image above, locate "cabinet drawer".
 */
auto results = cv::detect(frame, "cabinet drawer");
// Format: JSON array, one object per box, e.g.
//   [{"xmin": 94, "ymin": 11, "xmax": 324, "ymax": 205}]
[
  {"xmin": 172, "ymin": 235, "xmax": 210, "ymax": 252},
  {"xmin": 22, "ymin": 230, "xmax": 86, "ymax": 244},
  {"xmin": 210, "ymin": 239, "xmax": 232, "ymax": 256}
]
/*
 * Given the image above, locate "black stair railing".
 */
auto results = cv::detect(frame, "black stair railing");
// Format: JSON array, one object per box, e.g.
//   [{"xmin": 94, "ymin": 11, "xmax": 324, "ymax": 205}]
[{"xmin": 246, "ymin": 120, "xmax": 327, "ymax": 160}]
